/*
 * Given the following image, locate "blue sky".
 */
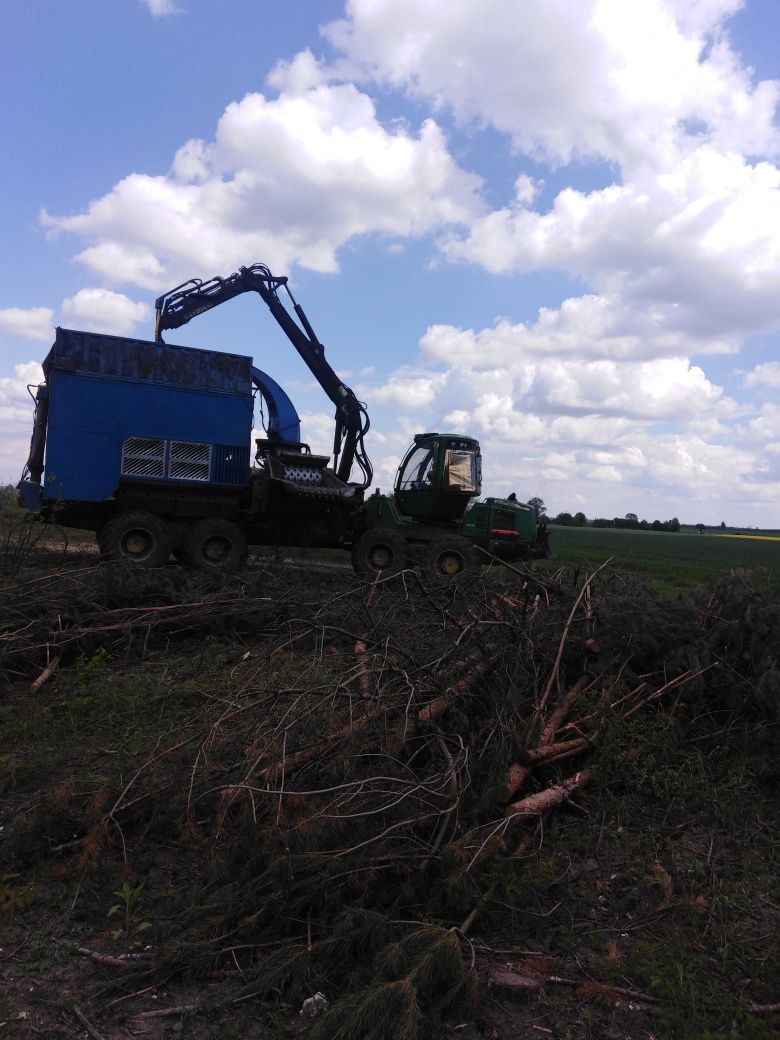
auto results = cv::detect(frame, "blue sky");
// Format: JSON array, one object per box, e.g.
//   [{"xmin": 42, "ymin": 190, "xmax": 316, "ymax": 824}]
[{"xmin": 2, "ymin": 0, "xmax": 779, "ymax": 526}]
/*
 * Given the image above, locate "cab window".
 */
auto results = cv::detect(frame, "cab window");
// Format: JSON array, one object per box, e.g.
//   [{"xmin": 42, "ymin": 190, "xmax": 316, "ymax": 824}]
[
  {"xmin": 445, "ymin": 450, "xmax": 477, "ymax": 492},
  {"xmin": 397, "ymin": 446, "xmax": 435, "ymax": 489}
]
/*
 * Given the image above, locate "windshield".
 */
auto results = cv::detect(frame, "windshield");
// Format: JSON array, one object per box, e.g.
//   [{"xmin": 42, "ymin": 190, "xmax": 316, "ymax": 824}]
[{"xmin": 397, "ymin": 445, "xmax": 436, "ymax": 490}]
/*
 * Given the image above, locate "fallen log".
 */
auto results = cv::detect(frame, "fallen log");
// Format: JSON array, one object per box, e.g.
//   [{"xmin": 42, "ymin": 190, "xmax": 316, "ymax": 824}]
[
  {"xmin": 30, "ymin": 650, "xmax": 63, "ymax": 693},
  {"xmin": 504, "ymin": 676, "xmax": 593, "ymax": 801},
  {"xmin": 505, "ymin": 769, "xmax": 592, "ymax": 818}
]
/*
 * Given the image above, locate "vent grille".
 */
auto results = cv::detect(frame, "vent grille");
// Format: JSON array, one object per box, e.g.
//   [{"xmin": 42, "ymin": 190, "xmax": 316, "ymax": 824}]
[
  {"xmin": 120, "ymin": 437, "xmax": 248, "ymax": 484},
  {"xmin": 121, "ymin": 437, "xmax": 165, "ymax": 478},
  {"xmin": 493, "ymin": 508, "xmax": 516, "ymax": 528},
  {"xmin": 284, "ymin": 465, "xmax": 323, "ymax": 484},
  {"xmin": 169, "ymin": 441, "xmax": 211, "ymax": 482}
]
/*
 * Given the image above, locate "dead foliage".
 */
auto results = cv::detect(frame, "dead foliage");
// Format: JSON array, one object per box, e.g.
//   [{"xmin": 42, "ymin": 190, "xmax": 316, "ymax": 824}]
[{"xmin": 1, "ymin": 555, "xmax": 779, "ymax": 1038}]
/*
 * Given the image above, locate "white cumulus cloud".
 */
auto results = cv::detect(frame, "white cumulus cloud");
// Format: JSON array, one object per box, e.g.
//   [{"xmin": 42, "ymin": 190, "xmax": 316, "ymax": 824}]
[
  {"xmin": 0, "ymin": 362, "xmax": 44, "ymax": 481},
  {"xmin": 442, "ymin": 148, "xmax": 780, "ymax": 346},
  {"xmin": 60, "ymin": 289, "xmax": 151, "ymax": 336},
  {"xmin": 41, "ymin": 81, "xmax": 483, "ymax": 289},
  {"xmin": 0, "ymin": 307, "xmax": 54, "ymax": 343},
  {"xmin": 331, "ymin": 0, "xmax": 780, "ymax": 353},
  {"xmin": 743, "ymin": 361, "xmax": 780, "ymax": 389},
  {"xmin": 326, "ymin": 0, "xmax": 778, "ymax": 167}
]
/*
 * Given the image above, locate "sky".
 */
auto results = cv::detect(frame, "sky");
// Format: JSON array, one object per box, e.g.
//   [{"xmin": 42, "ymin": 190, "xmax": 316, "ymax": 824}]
[{"xmin": 2, "ymin": 0, "xmax": 780, "ymax": 527}]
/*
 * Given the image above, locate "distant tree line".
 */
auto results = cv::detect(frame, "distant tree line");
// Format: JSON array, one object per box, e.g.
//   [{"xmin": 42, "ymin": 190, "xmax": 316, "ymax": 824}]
[
  {"xmin": 549, "ymin": 508, "xmax": 681, "ymax": 532},
  {"xmin": 547, "ymin": 511, "xmax": 588, "ymax": 527}
]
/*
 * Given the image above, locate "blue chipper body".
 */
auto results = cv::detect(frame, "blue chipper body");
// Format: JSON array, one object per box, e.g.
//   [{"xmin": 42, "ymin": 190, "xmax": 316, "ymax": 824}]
[{"xmin": 24, "ymin": 328, "xmax": 254, "ymax": 509}]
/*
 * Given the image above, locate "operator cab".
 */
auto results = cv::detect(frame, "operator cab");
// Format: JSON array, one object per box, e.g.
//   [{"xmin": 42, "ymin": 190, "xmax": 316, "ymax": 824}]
[{"xmin": 394, "ymin": 433, "xmax": 481, "ymax": 520}]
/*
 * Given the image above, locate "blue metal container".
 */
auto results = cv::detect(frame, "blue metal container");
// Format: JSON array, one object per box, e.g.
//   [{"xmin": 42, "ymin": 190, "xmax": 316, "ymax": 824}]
[{"xmin": 37, "ymin": 329, "xmax": 253, "ymax": 504}]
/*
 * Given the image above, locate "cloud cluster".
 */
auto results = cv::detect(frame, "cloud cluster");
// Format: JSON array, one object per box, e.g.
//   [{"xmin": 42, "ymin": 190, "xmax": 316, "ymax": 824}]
[
  {"xmin": 7, "ymin": 0, "xmax": 779, "ymax": 522},
  {"xmin": 328, "ymin": 0, "xmax": 779, "ymax": 166},
  {"xmin": 331, "ymin": 0, "xmax": 780, "ymax": 521},
  {"xmin": 364, "ymin": 343, "xmax": 728, "ymax": 424},
  {"xmin": 442, "ymin": 149, "xmax": 780, "ymax": 346},
  {"xmin": 743, "ymin": 361, "xmax": 780, "ymax": 389},
  {"xmin": 42, "ymin": 79, "xmax": 483, "ymax": 290},
  {"xmin": 39, "ymin": 2, "xmax": 780, "ymax": 360},
  {"xmin": 356, "ymin": 312, "xmax": 772, "ymax": 520},
  {"xmin": 327, "ymin": 1, "xmax": 780, "ymax": 354}
]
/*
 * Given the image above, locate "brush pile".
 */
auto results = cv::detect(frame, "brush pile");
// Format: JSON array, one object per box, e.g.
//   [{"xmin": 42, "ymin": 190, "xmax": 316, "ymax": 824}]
[{"xmin": 2, "ymin": 550, "xmax": 778, "ymax": 1037}]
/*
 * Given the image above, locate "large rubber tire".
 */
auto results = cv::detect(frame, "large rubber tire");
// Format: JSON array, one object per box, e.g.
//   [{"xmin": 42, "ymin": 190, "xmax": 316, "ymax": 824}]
[
  {"xmin": 180, "ymin": 518, "xmax": 248, "ymax": 574},
  {"xmin": 351, "ymin": 527, "xmax": 408, "ymax": 576},
  {"xmin": 424, "ymin": 534, "xmax": 480, "ymax": 579},
  {"xmin": 98, "ymin": 510, "xmax": 171, "ymax": 568}
]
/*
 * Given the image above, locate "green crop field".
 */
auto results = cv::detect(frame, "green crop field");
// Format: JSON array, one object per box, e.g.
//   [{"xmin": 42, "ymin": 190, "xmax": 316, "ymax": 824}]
[{"xmin": 547, "ymin": 525, "xmax": 780, "ymax": 594}]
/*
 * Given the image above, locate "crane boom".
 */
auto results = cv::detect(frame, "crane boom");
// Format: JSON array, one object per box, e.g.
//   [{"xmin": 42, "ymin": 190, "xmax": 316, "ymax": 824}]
[{"xmin": 154, "ymin": 263, "xmax": 372, "ymax": 488}]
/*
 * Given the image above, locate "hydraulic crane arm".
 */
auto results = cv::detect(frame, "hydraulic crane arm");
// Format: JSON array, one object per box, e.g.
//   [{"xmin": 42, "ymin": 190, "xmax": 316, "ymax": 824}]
[{"xmin": 154, "ymin": 263, "xmax": 372, "ymax": 488}]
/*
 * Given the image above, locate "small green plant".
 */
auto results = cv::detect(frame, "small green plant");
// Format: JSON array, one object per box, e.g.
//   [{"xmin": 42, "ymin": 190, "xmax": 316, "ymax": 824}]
[
  {"xmin": 0, "ymin": 871, "xmax": 37, "ymax": 912},
  {"xmin": 75, "ymin": 646, "xmax": 111, "ymax": 688},
  {"xmin": 107, "ymin": 879, "xmax": 150, "ymax": 940}
]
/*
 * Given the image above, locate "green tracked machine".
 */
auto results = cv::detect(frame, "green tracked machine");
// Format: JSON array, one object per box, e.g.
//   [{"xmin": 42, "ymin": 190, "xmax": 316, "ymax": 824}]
[{"xmin": 352, "ymin": 431, "xmax": 551, "ymax": 577}]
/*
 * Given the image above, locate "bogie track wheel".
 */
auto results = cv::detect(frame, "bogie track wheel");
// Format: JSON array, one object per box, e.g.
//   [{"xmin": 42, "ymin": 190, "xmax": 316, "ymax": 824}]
[
  {"xmin": 351, "ymin": 527, "xmax": 408, "ymax": 576},
  {"xmin": 181, "ymin": 518, "xmax": 248, "ymax": 574},
  {"xmin": 98, "ymin": 510, "xmax": 171, "ymax": 568},
  {"xmin": 424, "ymin": 534, "xmax": 480, "ymax": 579}
]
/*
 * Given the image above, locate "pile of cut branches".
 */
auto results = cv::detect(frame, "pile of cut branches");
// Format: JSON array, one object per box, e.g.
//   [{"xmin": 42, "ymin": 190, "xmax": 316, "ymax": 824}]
[
  {"xmin": 4, "ymin": 557, "xmax": 778, "ymax": 1037},
  {"xmin": 0, "ymin": 560, "xmax": 278, "ymax": 684}
]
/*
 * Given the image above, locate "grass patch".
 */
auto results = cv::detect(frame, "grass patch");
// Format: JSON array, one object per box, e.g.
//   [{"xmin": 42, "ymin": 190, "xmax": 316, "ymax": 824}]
[{"xmin": 549, "ymin": 525, "xmax": 780, "ymax": 594}]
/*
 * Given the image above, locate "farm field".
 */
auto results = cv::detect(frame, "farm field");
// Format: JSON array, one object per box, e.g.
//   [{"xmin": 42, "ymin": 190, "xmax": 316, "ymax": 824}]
[{"xmin": 548, "ymin": 525, "xmax": 780, "ymax": 594}]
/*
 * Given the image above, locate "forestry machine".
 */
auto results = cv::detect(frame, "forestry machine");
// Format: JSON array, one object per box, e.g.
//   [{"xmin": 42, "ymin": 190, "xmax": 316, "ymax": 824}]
[{"xmin": 19, "ymin": 263, "xmax": 551, "ymax": 574}]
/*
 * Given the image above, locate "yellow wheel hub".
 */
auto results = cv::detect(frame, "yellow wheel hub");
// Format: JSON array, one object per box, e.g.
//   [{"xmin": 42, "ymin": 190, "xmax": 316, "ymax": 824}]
[
  {"xmin": 439, "ymin": 552, "xmax": 463, "ymax": 575},
  {"xmin": 124, "ymin": 531, "xmax": 150, "ymax": 556},
  {"xmin": 203, "ymin": 536, "xmax": 230, "ymax": 562},
  {"xmin": 370, "ymin": 546, "xmax": 392, "ymax": 568}
]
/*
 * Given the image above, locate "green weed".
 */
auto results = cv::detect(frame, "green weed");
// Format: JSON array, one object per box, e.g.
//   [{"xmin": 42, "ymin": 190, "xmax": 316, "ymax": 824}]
[{"xmin": 107, "ymin": 879, "xmax": 151, "ymax": 940}]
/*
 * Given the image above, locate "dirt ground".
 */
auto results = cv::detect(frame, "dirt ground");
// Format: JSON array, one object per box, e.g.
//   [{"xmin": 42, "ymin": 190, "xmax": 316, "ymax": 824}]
[{"xmin": 1, "ymin": 543, "xmax": 778, "ymax": 1040}]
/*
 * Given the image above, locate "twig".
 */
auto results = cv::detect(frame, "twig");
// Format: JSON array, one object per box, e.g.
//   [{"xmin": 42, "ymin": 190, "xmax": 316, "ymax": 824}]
[
  {"xmin": 458, "ymin": 884, "xmax": 495, "ymax": 937},
  {"xmin": 354, "ymin": 640, "xmax": 372, "ymax": 699},
  {"xmin": 30, "ymin": 650, "xmax": 63, "ymax": 693},
  {"xmin": 108, "ymin": 985, "xmax": 157, "ymax": 1007},
  {"xmin": 511, "ymin": 813, "xmax": 548, "ymax": 859},
  {"xmin": 539, "ymin": 675, "xmax": 592, "ymax": 746},
  {"xmin": 76, "ymin": 946, "xmax": 128, "ymax": 969},
  {"xmin": 530, "ymin": 561, "xmax": 612, "ymax": 732},
  {"xmin": 137, "ymin": 1003, "xmax": 199, "ymax": 1018},
  {"xmin": 575, "ymin": 980, "xmax": 662, "ymax": 1005},
  {"xmin": 72, "ymin": 1005, "xmax": 106, "ymax": 1040},
  {"xmin": 527, "ymin": 735, "xmax": 594, "ymax": 763}
]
